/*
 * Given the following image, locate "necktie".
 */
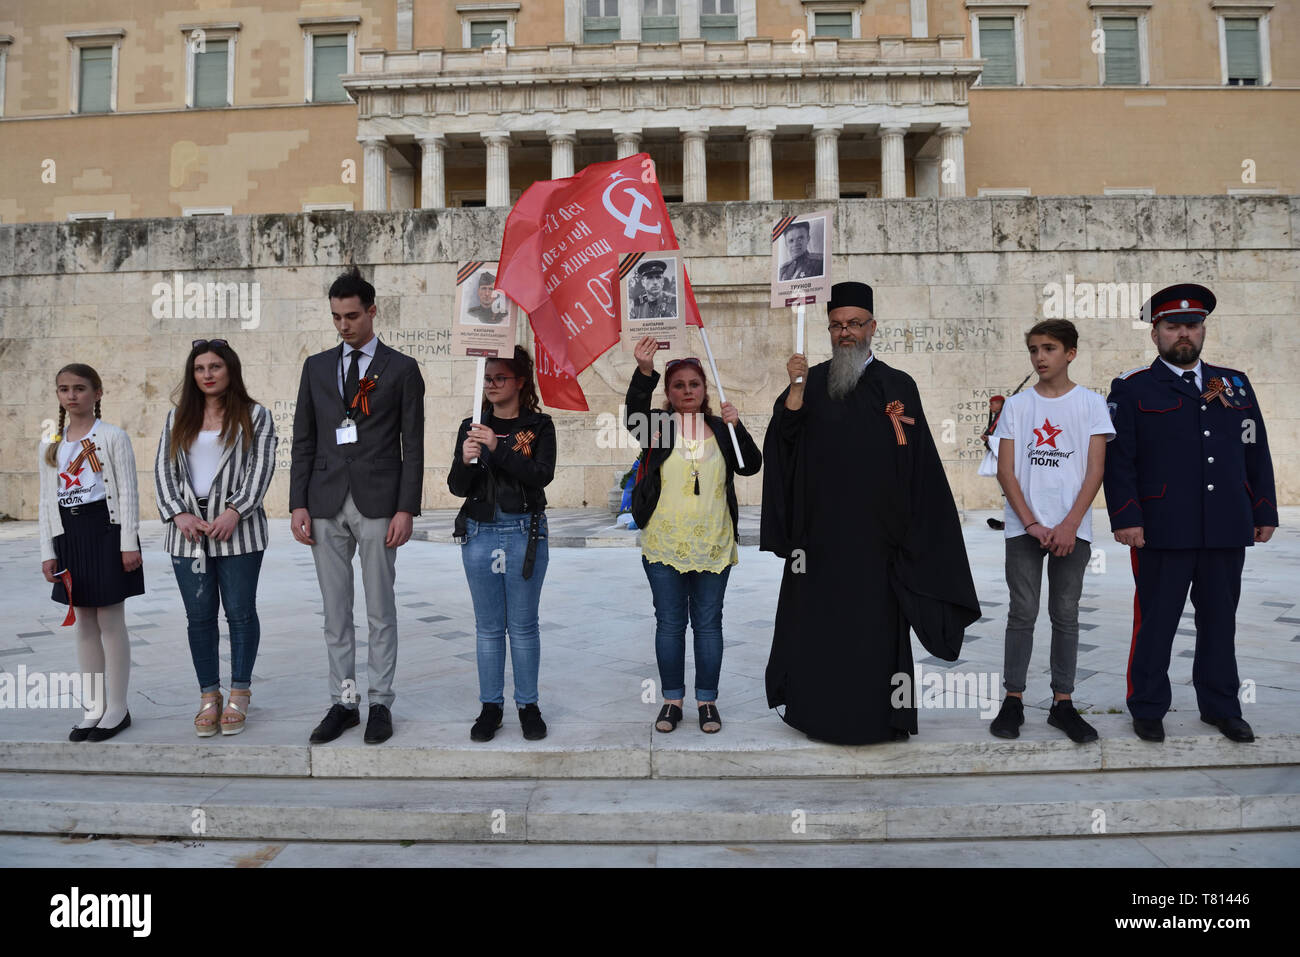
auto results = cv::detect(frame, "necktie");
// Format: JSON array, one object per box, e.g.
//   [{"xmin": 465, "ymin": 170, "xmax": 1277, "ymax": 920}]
[
  {"xmin": 344, "ymin": 350, "xmax": 361, "ymax": 408},
  {"xmin": 1182, "ymin": 370, "xmax": 1197, "ymax": 389}
]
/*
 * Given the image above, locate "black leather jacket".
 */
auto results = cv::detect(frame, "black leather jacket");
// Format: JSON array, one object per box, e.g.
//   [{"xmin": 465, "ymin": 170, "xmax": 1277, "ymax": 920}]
[{"xmin": 449, "ymin": 409, "xmax": 556, "ymax": 540}]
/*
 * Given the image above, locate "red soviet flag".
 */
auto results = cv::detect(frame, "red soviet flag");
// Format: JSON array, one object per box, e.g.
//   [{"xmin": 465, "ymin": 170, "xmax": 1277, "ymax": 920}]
[{"xmin": 497, "ymin": 154, "xmax": 701, "ymax": 409}]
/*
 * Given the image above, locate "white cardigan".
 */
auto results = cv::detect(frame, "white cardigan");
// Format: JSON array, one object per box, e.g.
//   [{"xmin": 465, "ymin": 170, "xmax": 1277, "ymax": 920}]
[{"xmin": 38, "ymin": 422, "xmax": 141, "ymax": 562}]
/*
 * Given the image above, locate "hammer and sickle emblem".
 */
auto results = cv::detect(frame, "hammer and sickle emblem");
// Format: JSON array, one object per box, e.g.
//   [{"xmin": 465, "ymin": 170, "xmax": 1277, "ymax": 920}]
[{"xmin": 602, "ymin": 174, "xmax": 663, "ymax": 240}]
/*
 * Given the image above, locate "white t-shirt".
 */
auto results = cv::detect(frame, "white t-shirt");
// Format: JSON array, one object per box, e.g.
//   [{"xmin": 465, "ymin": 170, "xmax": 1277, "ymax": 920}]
[
  {"xmin": 188, "ymin": 430, "xmax": 224, "ymax": 498},
  {"xmin": 57, "ymin": 420, "xmax": 107, "ymax": 508},
  {"xmin": 991, "ymin": 385, "xmax": 1115, "ymax": 542}
]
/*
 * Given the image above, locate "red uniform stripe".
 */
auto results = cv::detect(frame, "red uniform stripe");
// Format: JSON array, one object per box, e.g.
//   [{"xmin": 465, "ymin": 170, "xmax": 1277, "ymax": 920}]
[{"xmin": 1125, "ymin": 546, "xmax": 1141, "ymax": 701}]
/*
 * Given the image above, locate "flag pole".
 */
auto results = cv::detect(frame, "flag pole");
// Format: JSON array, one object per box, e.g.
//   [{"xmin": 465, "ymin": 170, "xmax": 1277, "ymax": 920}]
[
  {"xmin": 794, "ymin": 302, "xmax": 805, "ymax": 384},
  {"xmin": 695, "ymin": 324, "xmax": 744, "ymax": 468},
  {"xmin": 470, "ymin": 356, "xmax": 487, "ymax": 464}
]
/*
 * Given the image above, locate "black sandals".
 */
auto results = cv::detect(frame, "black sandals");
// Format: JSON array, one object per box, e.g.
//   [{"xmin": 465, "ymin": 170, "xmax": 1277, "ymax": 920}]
[
  {"xmin": 698, "ymin": 703, "xmax": 721, "ymax": 734},
  {"xmin": 655, "ymin": 703, "xmax": 683, "ymax": 733}
]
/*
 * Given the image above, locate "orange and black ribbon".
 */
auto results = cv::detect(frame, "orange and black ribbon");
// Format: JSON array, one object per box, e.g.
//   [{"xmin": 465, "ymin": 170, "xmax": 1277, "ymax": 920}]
[
  {"xmin": 66, "ymin": 439, "xmax": 102, "ymax": 474},
  {"xmin": 1201, "ymin": 378, "xmax": 1230, "ymax": 407},
  {"xmin": 885, "ymin": 400, "xmax": 915, "ymax": 445},
  {"xmin": 512, "ymin": 429, "xmax": 536, "ymax": 458},
  {"xmin": 349, "ymin": 377, "xmax": 377, "ymax": 416},
  {"xmin": 56, "ymin": 569, "xmax": 76, "ymax": 626}
]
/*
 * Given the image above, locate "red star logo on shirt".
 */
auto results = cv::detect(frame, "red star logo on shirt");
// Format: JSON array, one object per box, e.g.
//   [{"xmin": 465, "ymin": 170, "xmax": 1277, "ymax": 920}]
[
  {"xmin": 59, "ymin": 471, "xmax": 83, "ymax": 490},
  {"xmin": 1033, "ymin": 418, "xmax": 1063, "ymax": 449}
]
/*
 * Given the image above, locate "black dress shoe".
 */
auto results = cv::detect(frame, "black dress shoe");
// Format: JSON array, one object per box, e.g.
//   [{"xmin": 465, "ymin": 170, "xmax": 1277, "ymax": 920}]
[
  {"xmin": 1201, "ymin": 714, "xmax": 1255, "ymax": 742},
  {"xmin": 309, "ymin": 703, "xmax": 360, "ymax": 744},
  {"xmin": 68, "ymin": 725, "xmax": 94, "ymax": 742},
  {"xmin": 364, "ymin": 704, "xmax": 393, "ymax": 744},
  {"xmin": 1133, "ymin": 717, "xmax": 1165, "ymax": 742},
  {"xmin": 86, "ymin": 712, "xmax": 131, "ymax": 742}
]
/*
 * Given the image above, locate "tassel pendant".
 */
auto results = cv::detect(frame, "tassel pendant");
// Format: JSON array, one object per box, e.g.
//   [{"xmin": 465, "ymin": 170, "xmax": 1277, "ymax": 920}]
[{"xmin": 693, "ymin": 471, "xmax": 700, "ymax": 495}]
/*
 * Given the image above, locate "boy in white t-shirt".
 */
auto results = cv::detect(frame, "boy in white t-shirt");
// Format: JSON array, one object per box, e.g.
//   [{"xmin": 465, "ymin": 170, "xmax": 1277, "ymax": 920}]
[{"xmin": 989, "ymin": 319, "xmax": 1115, "ymax": 742}]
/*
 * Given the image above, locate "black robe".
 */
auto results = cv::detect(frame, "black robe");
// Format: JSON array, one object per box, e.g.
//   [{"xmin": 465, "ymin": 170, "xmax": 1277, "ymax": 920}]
[{"xmin": 760, "ymin": 358, "xmax": 980, "ymax": 744}]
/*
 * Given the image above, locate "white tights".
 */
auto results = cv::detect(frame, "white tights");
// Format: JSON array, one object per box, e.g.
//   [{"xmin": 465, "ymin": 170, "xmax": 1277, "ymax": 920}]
[{"xmin": 72, "ymin": 603, "xmax": 131, "ymax": 728}]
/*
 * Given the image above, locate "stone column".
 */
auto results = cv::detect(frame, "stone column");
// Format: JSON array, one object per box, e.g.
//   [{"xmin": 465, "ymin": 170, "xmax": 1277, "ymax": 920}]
[
  {"xmin": 746, "ymin": 126, "xmax": 775, "ymax": 201},
  {"xmin": 549, "ymin": 130, "xmax": 577, "ymax": 179},
  {"xmin": 416, "ymin": 133, "xmax": 446, "ymax": 209},
  {"xmin": 813, "ymin": 124, "xmax": 843, "ymax": 201},
  {"xmin": 481, "ymin": 131, "xmax": 511, "ymax": 207},
  {"xmin": 938, "ymin": 124, "xmax": 968, "ymax": 199},
  {"xmin": 359, "ymin": 136, "xmax": 389, "ymax": 210},
  {"xmin": 614, "ymin": 128, "xmax": 642, "ymax": 159},
  {"xmin": 682, "ymin": 127, "xmax": 708, "ymax": 203},
  {"xmin": 879, "ymin": 125, "xmax": 908, "ymax": 199},
  {"xmin": 913, "ymin": 156, "xmax": 939, "ymax": 199}
]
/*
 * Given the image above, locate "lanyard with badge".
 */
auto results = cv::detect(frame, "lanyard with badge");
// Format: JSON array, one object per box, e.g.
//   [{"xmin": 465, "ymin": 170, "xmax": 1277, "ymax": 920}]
[{"xmin": 336, "ymin": 350, "xmax": 376, "ymax": 445}]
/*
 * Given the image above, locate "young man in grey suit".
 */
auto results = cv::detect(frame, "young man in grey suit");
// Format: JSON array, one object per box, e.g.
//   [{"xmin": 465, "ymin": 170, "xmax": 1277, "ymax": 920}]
[{"xmin": 290, "ymin": 267, "xmax": 426, "ymax": 744}]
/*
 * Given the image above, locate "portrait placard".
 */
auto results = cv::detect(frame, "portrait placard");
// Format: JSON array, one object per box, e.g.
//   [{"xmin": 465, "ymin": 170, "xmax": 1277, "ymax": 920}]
[
  {"xmin": 618, "ymin": 251, "xmax": 685, "ymax": 351},
  {"xmin": 769, "ymin": 210, "xmax": 834, "ymax": 308},
  {"xmin": 452, "ymin": 260, "xmax": 517, "ymax": 357}
]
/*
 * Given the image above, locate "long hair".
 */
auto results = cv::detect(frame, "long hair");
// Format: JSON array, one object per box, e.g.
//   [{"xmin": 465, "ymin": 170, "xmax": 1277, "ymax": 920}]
[
  {"xmin": 482, "ymin": 345, "xmax": 541, "ymax": 418},
  {"xmin": 45, "ymin": 364, "xmax": 103, "ymax": 467},
  {"xmin": 169, "ymin": 342, "xmax": 258, "ymax": 461},
  {"xmin": 660, "ymin": 361, "xmax": 713, "ymax": 417}
]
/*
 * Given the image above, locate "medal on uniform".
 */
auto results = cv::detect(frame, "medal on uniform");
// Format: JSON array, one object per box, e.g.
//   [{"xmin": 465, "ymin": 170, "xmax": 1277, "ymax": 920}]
[{"xmin": 1201, "ymin": 378, "xmax": 1230, "ymax": 407}]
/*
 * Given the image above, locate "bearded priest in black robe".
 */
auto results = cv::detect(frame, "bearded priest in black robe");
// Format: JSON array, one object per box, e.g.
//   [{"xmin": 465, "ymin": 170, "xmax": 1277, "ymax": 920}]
[{"xmin": 761, "ymin": 282, "xmax": 981, "ymax": 744}]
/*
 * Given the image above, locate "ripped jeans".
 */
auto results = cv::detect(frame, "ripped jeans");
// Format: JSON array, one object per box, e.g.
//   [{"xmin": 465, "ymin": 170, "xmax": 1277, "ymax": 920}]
[{"xmin": 172, "ymin": 551, "xmax": 265, "ymax": 693}]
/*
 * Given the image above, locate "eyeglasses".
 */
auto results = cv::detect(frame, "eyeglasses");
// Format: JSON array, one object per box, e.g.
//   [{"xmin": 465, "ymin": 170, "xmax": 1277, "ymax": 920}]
[
  {"xmin": 483, "ymin": 374, "xmax": 521, "ymax": 387},
  {"xmin": 192, "ymin": 339, "xmax": 228, "ymax": 349},
  {"xmin": 827, "ymin": 321, "xmax": 869, "ymax": 333}
]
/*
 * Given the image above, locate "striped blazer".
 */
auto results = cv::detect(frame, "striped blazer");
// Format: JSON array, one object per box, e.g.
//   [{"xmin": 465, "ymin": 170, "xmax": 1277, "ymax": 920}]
[
  {"xmin": 38, "ymin": 422, "xmax": 141, "ymax": 563},
  {"xmin": 154, "ymin": 404, "xmax": 278, "ymax": 558}
]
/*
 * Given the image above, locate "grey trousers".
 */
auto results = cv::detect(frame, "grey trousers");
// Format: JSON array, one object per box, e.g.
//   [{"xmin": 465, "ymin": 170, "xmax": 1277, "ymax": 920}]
[
  {"xmin": 310, "ymin": 492, "xmax": 399, "ymax": 709},
  {"xmin": 1002, "ymin": 532, "xmax": 1091, "ymax": 696}
]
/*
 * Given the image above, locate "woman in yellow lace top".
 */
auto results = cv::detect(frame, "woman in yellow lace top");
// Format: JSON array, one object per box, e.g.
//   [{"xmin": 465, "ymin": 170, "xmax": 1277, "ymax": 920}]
[{"xmin": 625, "ymin": 336, "xmax": 762, "ymax": 734}]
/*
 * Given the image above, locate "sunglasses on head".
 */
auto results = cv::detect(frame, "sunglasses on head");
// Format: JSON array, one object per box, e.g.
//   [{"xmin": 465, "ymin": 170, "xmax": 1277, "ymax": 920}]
[
  {"xmin": 192, "ymin": 339, "xmax": 228, "ymax": 349},
  {"xmin": 665, "ymin": 357, "xmax": 704, "ymax": 375}
]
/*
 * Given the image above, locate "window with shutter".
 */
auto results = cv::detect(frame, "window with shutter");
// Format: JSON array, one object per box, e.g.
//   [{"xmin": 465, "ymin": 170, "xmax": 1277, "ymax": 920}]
[
  {"xmin": 312, "ymin": 34, "xmax": 348, "ymax": 102},
  {"xmin": 642, "ymin": 0, "xmax": 679, "ymax": 43},
  {"xmin": 469, "ymin": 19, "xmax": 507, "ymax": 48},
  {"xmin": 978, "ymin": 18, "xmax": 1017, "ymax": 86},
  {"xmin": 813, "ymin": 12, "xmax": 853, "ymax": 38},
  {"xmin": 701, "ymin": 0, "xmax": 737, "ymax": 41},
  {"xmin": 78, "ymin": 46, "xmax": 112, "ymax": 113},
  {"xmin": 1102, "ymin": 17, "xmax": 1139, "ymax": 85},
  {"xmin": 583, "ymin": 0, "xmax": 620, "ymax": 43},
  {"xmin": 194, "ymin": 38, "xmax": 228, "ymax": 107},
  {"xmin": 1225, "ymin": 19, "xmax": 1260, "ymax": 85}
]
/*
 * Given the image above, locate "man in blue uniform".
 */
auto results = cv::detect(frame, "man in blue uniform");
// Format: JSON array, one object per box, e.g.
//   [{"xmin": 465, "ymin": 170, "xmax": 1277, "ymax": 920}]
[{"xmin": 1104, "ymin": 284, "xmax": 1277, "ymax": 743}]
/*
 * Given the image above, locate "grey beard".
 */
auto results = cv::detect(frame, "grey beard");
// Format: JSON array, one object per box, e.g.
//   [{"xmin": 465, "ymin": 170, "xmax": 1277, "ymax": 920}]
[{"xmin": 827, "ymin": 338, "xmax": 874, "ymax": 400}]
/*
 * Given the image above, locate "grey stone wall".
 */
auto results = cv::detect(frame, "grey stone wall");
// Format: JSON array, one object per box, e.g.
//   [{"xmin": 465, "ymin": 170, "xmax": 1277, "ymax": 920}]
[{"xmin": 2, "ymin": 196, "xmax": 1297, "ymax": 522}]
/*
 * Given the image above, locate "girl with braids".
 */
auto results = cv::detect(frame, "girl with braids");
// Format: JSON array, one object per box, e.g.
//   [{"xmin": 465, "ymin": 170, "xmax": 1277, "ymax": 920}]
[
  {"xmin": 155, "ymin": 340, "xmax": 278, "ymax": 737},
  {"xmin": 449, "ymin": 346, "xmax": 556, "ymax": 742},
  {"xmin": 38, "ymin": 364, "xmax": 143, "ymax": 742}
]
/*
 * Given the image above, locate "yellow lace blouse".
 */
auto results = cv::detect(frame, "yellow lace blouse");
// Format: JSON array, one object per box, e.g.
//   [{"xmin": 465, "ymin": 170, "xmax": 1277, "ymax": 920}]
[{"xmin": 640, "ymin": 432, "xmax": 738, "ymax": 573}]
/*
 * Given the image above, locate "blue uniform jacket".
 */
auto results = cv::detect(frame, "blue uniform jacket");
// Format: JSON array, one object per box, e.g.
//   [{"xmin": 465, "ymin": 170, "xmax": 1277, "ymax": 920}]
[{"xmin": 1103, "ymin": 359, "xmax": 1278, "ymax": 549}]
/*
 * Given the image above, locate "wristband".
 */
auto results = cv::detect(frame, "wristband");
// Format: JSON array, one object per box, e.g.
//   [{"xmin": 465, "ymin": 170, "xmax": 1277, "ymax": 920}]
[{"xmin": 1026, "ymin": 522, "xmax": 1040, "ymax": 530}]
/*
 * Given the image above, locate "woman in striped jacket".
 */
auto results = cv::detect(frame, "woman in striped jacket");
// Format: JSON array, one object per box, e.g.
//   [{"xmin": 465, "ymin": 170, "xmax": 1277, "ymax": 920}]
[{"xmin": 155, "ymin": 340, "xmax": 277, "ymax": 737}]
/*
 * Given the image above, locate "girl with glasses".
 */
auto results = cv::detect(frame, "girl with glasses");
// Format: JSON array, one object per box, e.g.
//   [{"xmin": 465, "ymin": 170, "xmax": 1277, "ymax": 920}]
[
  {"xmin": 450, "ymin": 346, "xmax": 556, "ymax": 742},
  {"xmin": 626, "ymin": 336, "xmax": 762, "ymax": 734}
]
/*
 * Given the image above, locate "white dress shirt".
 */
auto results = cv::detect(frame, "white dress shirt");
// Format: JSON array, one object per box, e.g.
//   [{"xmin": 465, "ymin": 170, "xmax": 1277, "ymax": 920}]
[
  {"xmin": 1160, "ymin": 357, "xmax": 1203, "ymax": 391},
  {"xmin": 337, "ymin": 335, "xmax": 379, "ymax": 398}
]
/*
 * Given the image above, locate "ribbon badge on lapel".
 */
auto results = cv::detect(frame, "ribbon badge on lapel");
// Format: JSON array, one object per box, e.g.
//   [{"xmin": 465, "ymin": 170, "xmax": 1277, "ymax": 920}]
[
  {"xmin": 512, "ymin": 429, "xmax": 536, "ymax": 458},
  {"xmin": 1201, "ymin": 377, "xmax": 1231, "ymax": 407},
  {"xmin": 885, "ymin": 400, "xmax": 915, "ymax": 446},
  {"xmin": 349, "ymin": 376, "xmax": 378, "ymax": 416},
  {"xmin": 66, "ymin": 439, "xmax": 103, "ymax": 474}
]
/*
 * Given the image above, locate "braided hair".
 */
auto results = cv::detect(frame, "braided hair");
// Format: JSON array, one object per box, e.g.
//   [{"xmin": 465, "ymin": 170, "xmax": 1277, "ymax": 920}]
[{"xmin": 45, "ymin": 364, "xmax": 103, "ymax": 467}]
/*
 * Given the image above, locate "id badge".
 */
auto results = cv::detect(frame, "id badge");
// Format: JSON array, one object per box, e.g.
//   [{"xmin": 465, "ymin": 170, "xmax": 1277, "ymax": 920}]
[{"xmin": 336, "ymin": 418, "xmax": 358, "ymax": 445}]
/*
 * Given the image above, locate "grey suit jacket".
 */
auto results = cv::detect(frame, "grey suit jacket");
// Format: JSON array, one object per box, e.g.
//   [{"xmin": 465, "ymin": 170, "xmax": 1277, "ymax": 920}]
[{"xmin": 289, "ymin": 340, "xmax": 425, "ymax": 519}]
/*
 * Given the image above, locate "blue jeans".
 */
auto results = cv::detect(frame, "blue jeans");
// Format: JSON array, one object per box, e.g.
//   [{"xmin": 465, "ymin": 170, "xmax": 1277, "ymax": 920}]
[
  {"xmin": 460, "ymin": 511, "xmax": 549, "ymax": 707},
  {"xmin": 641, "ymin": 556, "xmax": 730, "ymax": 702},
  {"xmin": 171, "ymin": 551, "xmax": 265, "ymax": 693}
]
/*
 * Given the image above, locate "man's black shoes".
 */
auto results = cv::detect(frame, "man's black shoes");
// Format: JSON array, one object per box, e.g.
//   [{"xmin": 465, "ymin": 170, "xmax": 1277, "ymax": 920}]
[
  {"xmin": 1047, "ymin": 700, "xmax": 1099, "ymax": 743},
  {"xmin": 990, "ymin": 696, "xmax": 1024, "ymax": 738},
  {"xmin": 364, "ymin": 704, "xmax": 393, "ymax": 744},
  {"xmin": 310, "ymin": 703, "xmax": 360, "ymax": 744},
  {"xmin": 1201, "ymin": 714, "xmax": 1254, "ymax": 742},
  {"xmin": 1133, "ymin": 717, "xmax": 1165, "ymax": 742},
  {"xmin": 519, "ymin": 703, "xmax": 547, "ymax": 740},
  {"xmin": 471, "ymin": 703, "xmax": 504, "ymax": 742}
]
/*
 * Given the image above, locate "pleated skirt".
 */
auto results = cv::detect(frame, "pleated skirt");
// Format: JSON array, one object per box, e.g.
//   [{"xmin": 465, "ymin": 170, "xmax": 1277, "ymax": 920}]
[{"xmin": 51, "ymin": 500, "xmax": 146, "ymax": 608}]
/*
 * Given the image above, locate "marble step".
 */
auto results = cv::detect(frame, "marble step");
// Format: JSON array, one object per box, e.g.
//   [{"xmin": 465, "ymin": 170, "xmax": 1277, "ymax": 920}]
[
  {"xmin": 1, "ymin": 711, "xmax": 1296, "ymax": 780},
  {"xmin": 1, "ymin": 767, "xmax": 1296, "ymax": 843}
]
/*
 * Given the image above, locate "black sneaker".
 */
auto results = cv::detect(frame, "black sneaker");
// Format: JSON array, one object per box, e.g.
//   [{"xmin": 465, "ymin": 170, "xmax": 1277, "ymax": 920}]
[
  {"xmin": 1047, "ymin": 699, "xmax": 1099, "ymax": 743},
  {"xmin": 518, "ymin": 703, "xmax": 547, "ymax": 741},
  {"xmin": 471, "ymin": 703, "xmax": 504, "ymax": 742},
  {"xmin": 990, "ymin": 696, "xmax": 1024, "ymax": 738}
]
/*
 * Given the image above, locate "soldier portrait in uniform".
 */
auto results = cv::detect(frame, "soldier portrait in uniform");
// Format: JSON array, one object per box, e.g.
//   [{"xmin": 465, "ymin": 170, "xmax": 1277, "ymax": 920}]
[
  {"xmin": 777, "ymin": 219, "xmax": 825, "ymax": 281},
  {"xmin": 463, "ymin": 270, "xmax": 509, "ymax": 325},
  {"xmin": 627, "ymin": 258, "xmax": 678, "ymax": 321}
]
